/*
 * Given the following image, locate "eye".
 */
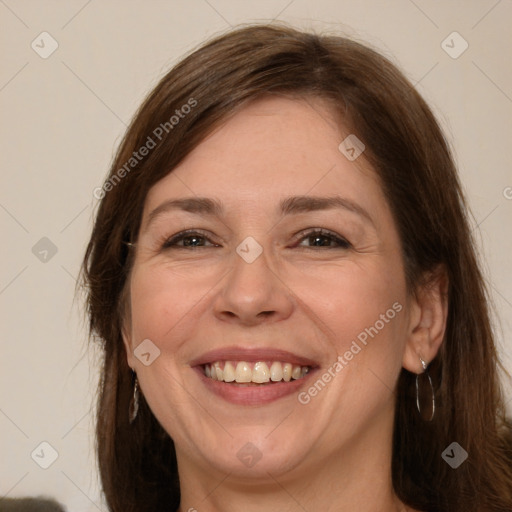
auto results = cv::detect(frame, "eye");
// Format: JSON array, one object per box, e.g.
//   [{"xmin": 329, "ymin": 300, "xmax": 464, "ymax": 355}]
[
  {"xmin": 160, "ymin": 228, "xmax": 350, "ymax": 250},
  {"xmin": 293, "ymin": 228, "xmax": 351, "ymax": 249},
  {"xmin": 161, "ymin": 229, "xmax": 220, "ymax": 249}
]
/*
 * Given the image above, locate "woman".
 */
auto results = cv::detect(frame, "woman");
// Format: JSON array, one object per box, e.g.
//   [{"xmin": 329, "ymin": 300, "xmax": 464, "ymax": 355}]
[{"xmin": 81, "ymin": 24, "xmax": 512, "ymax": 511}]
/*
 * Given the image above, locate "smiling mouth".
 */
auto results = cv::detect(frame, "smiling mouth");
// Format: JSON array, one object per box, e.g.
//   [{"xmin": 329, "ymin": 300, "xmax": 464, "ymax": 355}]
[{"xmin": 203, "ymin": 360, "xmax": 311, "ymax": 385}]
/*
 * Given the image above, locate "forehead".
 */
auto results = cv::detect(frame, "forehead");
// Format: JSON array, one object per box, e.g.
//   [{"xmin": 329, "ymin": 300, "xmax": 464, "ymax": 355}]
[{"xmin": 142, "ymin": 96, "xmax": 385, "ymax": 219}]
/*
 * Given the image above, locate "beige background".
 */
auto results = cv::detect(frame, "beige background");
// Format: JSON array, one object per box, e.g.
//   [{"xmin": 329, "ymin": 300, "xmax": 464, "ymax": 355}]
[{"xmin": 1, "ymin": 1, "xmax": 511, "ymax": 510}]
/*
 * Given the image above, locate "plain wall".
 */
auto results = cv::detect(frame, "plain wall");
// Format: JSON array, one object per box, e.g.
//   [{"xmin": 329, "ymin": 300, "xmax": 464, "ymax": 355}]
[{"xmin": 1, "ymin": 1, "xmax": 511, "ymax": 510}]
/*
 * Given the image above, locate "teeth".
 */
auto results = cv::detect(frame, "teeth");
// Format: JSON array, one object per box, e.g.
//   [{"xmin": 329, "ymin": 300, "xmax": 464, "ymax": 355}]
[
  {"xmin": 282, "ymin": 363, "xmax": 292, "ymax": 382},
  {"xmin": 223, "ymin": 361, "xmax": 236, "ymax": 382},
  {"xmin": 270, "ymin": 361, "xmax": 283, "ymax": 382},
  {"xmin": 235, "ymin": 361, "xmax": 252, "ymax": 383},
  {"xmin": 213, "ymin": 362, "xmax": 223, "ymax": 381},
  {"xmin": 291, "ymin": 365, "xmax": 302, "ymax": 380},
  {"xmin": 204, "ymin": 361, "xmax": 311, "ymax": 384},
  {"xmin": 252, "ymin": 362, "xmax": 270, "ymax": 383}
]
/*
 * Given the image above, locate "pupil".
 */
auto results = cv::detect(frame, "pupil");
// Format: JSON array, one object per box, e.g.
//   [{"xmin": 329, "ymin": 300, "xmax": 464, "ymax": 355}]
[
  {"xmin": 184, "ymin": 236, "xmax": 202, "ymax": 246},
  {"xmin": 311, "ymin": 235, "xmax": 329, "ymax": 246}
]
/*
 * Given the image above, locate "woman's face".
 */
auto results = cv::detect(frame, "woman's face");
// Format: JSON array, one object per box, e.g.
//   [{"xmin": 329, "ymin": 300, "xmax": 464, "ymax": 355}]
[{"xmin": 124, "ymin": 96, "xmax": 415, "ymax": 480}]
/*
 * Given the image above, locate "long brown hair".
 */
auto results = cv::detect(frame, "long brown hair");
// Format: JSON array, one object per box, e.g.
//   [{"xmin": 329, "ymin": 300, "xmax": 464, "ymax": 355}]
[{"xmin": 80, "ymin": 24, "xmax": 512, "ymax": 511}]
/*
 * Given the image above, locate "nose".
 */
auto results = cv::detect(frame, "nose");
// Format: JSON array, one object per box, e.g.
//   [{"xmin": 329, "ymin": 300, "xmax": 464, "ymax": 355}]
[{"xmin": 212, "ymin": 245, "xmax": 294, "ymax": 326}]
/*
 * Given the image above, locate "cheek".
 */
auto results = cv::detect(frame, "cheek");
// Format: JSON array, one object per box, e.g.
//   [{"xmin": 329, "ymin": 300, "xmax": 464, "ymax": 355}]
[
  {"xmin": 289, "ymin": 258, "xmax": 408, "ymax": 371},
  {"xmin": 300, "ymin": 260, "xmax": 407, "ymax": 413},
  {"xmin": 128, "ymin": 262, "xmax": 215, "ymax": 346}
]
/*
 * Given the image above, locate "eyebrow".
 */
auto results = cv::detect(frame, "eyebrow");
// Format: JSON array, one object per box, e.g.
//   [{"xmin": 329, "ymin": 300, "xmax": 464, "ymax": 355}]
[
  {"xmin": 145, "ymin": 195, "xmax": 374, "ymax": 228},
  {"xmin": 146, "ymin": 197, "xmax": 223, "ymax": 228},
  {"xmin": 280, "ymin": 195, "xmax": 373, "ymax": 224}
]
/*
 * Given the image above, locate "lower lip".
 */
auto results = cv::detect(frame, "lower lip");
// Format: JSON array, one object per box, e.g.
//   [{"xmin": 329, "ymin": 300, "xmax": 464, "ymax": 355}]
[{"xmin": 194, "ymin": 367, "xmax": 317, "ymax": 405}]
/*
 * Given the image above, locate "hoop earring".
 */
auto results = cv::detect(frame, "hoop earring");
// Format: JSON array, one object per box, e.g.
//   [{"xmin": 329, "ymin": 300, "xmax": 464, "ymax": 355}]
[
  {"xmin": 129, "ymin": 375, "xmax": 140, "ymax": 424},
  {"xmin": 415, "ymin": 357, "xmax": 435, "ymax": 422}
]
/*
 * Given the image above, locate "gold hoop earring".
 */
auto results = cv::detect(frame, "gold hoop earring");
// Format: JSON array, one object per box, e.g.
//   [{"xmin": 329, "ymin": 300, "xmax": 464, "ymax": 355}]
[
  {"xmin": 415, "ymin": 357, "xmax": 435, "ymax": 422},
  {"xmin": 129, "ymin": 375, "xmax": 140, "ymax": 424}
]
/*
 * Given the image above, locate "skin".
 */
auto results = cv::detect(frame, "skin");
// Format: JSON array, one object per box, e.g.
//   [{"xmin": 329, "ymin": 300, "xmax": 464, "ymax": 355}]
[{"xmin": 123, "ymin": 96, "xmax": 448, "ymax": 512}]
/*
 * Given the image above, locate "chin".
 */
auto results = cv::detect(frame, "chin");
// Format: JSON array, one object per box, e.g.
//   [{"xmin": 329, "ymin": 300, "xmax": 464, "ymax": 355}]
[{"xmin": 198, "ymin": 427, "xmax": 311, "ymax": 479}]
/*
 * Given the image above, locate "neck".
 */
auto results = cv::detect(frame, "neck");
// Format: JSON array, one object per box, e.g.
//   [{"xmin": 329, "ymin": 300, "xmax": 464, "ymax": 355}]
[{"xmin": 175, "ymin": 406, "xmax": 412, "ymax": 512}]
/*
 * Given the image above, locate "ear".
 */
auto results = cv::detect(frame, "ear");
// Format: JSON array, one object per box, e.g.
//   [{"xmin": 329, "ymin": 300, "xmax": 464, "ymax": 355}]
[
  {"xmin": 120, "ymin": 287, "xmax": 137, "ymax": 370},
  {"xmin": 122, "ymin": 322, "xmax": 137, "ymax": 371},
  {"xmin": 402, "ymin": 265, "xmax": 449, "ymax": 374}
]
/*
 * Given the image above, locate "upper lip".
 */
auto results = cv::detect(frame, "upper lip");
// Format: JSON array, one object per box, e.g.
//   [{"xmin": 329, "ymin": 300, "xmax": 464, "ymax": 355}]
[{"xmin": 190, "ymin": 346, "xmax": 319, "ymax": 368}]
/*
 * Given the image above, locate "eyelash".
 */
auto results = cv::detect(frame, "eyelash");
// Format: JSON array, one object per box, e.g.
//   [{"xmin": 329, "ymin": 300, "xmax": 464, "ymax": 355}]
[{"xmin": 160, "ymin": 228, "xmax": 351, "ymax": 250}]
